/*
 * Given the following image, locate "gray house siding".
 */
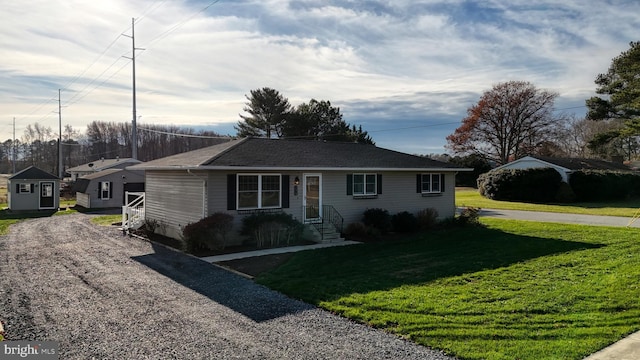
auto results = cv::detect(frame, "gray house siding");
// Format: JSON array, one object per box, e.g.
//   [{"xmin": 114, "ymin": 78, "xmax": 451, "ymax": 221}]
[
  {"xmin": 145, "ymin": 171, "xmax": 208, "ymax": 239},
  {"xmin": 8, "ymin": 179, "xmax": 60, "ymax": 210},
  {"xmin": 145, "ymin": 169, "xmax": 457, "ymax": 245},
  {"xmin": 78, "ymin": 170, "xmax": 145, "ymax": 208},
  {"xmin": 204, "ymin": 171, "xmax": 299, "ymax": 245},
  {"xmin": 132, "ymin": 138, "xmax": 468, "ymax": 244},
  {"xmin": 320, "ymin": 171, "xmax": 455, "ymax": 225}
]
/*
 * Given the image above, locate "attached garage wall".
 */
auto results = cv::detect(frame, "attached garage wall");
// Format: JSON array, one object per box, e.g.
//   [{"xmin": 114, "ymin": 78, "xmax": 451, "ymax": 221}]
[{"xmin": 145, "ymin": 171, "xmax": 207, "ymax": 239}]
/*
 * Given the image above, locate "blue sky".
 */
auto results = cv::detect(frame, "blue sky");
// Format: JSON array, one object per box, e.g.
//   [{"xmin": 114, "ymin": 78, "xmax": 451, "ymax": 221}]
[{"xmin": 1, "ymin": 0, "xmax": 638, "ymax": 155}]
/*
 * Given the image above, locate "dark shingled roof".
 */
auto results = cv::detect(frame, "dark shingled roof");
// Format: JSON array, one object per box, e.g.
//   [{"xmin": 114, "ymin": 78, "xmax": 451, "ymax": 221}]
[
  {"xmin": 534, "ymin": 156, "xmax": 632, "ymax": 172},
  {"xmin": 9, "ymin": 166, "xmax": 59, "ymax": 180},
  {"xmin": 131, "ymin": 138, "xmax": 463, "ymax": 170}
]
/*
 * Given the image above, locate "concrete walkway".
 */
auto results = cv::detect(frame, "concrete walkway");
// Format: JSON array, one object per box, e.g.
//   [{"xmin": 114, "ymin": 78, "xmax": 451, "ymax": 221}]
[
  {"xmin": 201, "ymin": 240, "xmax": 361, "ymax": 262},
  {"xmin": 583, "ymin": 332, "xmax": 640, "ymax": 360},
  {"xmin": 478, "ymin": 208, "xmax": 640, "ymax": 359}
]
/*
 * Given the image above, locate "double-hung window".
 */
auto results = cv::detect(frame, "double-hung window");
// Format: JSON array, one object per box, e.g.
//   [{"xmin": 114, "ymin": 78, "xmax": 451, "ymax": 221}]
[
  {"xmin": 353, "ymin": 173, "xmax": 377, "ymax": 196},
  {"xmin": 19, "ymin": 184, "xmax": 31, "ymax": 193},
  {"xmin": 420, "ymin": 173, "xmax": 443, "ymax": 194},
  {"xmin": 237, "ymin": 174, "xmax": 281, "ymax": 209},
  {"xmin": 100, "ymin": 181, "xmax": 111, "ymax": 200}
]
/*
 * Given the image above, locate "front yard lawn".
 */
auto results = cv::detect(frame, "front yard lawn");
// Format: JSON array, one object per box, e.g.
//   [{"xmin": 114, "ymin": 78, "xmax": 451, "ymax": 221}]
[
  {"xmin": 257, "ymin": 219, "xmax": 640, "ymax": 360},
  {"xmin": 456, "ymin": 188, "xmax": 640, "ymax": 217}
]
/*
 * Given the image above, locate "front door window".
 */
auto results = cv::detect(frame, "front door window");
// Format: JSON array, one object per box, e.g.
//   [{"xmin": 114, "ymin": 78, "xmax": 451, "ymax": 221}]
[
  {"xmin": 304, "ymin": 174, "xmax": 321, "ymax": 222},
  {"xmin": 39, "ymin": 182, "xmax": 55, "ymax": 209}
]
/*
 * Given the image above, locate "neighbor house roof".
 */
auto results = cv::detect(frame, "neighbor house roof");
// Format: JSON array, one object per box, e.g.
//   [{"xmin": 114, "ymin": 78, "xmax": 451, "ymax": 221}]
[
  {"xmin": 536, "ymin": 156, "xmax": 632, "ymax": 172},
  {"xmin": 130, "ymin": 137, "xmax": 469, "ymax": 171},
  {"xmin": 67, "ymin": 158, "xmax": 142, "ymax": 173},
  {"xmin": 506, "ymin": 156, "xmax": 633, "ymax": 172},
  {"xmin": 79, "ymin": 168, "xmax": 124, "ymax": 180},
  {"xmin": 9, "ymin": 166, "xmax": 59, "ymax": 180}
]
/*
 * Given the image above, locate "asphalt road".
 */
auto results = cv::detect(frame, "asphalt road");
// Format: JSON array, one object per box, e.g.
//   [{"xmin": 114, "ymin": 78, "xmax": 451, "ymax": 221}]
[
  {"xmin": 477, "ymin": 208, "xmax": 640, "ymax": 227},
  {"xmin": 0, "ymin": 214, "xmax": 453, "ymax": 360}
]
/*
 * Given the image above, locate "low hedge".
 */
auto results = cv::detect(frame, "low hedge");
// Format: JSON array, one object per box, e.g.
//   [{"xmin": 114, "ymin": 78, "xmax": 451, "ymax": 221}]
[
  {"xmin": 182, "ymin": 212, "xmax": 234, "ymax": 253},
  {"xmin": 477, "ymin": 167, "xmax": 562, "ymax": 202},
  {"xmin": 569, "ymin": 170, "xmax": 640, "ymax": 201},
  {"xmin": 240, "ymin": 212, "xmax": 304, "ymax": 248}
]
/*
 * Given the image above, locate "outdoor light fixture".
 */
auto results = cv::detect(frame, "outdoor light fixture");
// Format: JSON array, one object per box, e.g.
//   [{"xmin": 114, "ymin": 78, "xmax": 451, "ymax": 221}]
[{"xmin": 294, "ymin": 176, "xmax": 300, "ymax": 196}]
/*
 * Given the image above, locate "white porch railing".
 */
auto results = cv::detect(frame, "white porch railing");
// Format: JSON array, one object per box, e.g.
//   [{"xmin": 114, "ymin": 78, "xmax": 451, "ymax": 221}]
[{"xmin": 122, "ymin": 192, "xmax": 145, "ymax": 234}]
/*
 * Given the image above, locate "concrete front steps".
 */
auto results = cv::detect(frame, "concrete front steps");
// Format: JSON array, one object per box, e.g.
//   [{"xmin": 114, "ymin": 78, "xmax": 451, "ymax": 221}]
[{"xmin": 306, "ymin": 222, "xmax": 345, "ymax": 243}]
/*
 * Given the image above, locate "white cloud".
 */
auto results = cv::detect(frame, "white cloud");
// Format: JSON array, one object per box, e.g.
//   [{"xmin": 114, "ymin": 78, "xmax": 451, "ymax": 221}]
[{"xmin": 0, "ymin": 0, "xmax": 638, "ymax": 154}]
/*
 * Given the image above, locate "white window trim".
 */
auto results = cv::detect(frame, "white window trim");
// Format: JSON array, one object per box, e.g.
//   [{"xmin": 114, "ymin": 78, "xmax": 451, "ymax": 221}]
[
  {"xmin": 100, "ymin": 181, "xmax": 111, "ymax": 200},
  {"xmin": 421, "ymin": 173, "xmax": 442, "ymax": 194},
  {"xmin": 353, "ymin": 173, "xmax": 377, "ymax": 196},
  {"xmin": 236, "ymin": 173, "xmax": 282, "ymax": 210},
  {"xmin": 19, "ymin": 183, "xmax": 31, "ymax": 194}
]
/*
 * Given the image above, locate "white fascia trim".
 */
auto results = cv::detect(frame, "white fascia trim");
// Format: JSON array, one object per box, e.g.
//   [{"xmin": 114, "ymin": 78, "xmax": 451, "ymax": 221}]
[{"xmin": 137, "ymin": 166, "xmax": 474, "ymax": 172}]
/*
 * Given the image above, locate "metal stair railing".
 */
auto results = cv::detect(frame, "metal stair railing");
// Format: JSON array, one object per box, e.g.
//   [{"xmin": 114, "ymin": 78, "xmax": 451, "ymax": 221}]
[{"xmin": 308, "ymin": 205, "xmax": 344, "ymax": 241}]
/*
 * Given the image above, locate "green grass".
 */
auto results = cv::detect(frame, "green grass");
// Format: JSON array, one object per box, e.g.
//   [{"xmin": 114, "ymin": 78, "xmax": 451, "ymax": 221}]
[
  {"xmin": 90, "ymin": 214, "xmax": 122, "ymax": 226},
  {"xmin": 456, "ymin": 188, "xmax": 640, "ymax": 217},
  {"xmin": 258, "ymin": 219, "xmax": 640, "ymax": 360}
]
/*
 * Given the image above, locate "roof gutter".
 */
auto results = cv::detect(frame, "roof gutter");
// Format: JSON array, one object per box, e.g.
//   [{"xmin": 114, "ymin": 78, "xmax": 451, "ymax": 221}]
[{"xmin": 136, "ymin": 166, "xmax": 475, "ymax": 172}]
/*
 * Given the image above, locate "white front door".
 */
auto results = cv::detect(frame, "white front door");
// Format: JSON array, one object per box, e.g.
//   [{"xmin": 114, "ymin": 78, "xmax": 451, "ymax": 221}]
[{"xmin": 303, "ymin": 174, "xmax": 322, "ymax": 223}]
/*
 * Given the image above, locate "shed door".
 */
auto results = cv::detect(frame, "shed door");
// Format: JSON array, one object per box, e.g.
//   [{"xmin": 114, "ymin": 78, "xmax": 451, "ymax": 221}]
[{"xmin": 40, "ymin": 182, "xmax": 55, "ymax": 209}]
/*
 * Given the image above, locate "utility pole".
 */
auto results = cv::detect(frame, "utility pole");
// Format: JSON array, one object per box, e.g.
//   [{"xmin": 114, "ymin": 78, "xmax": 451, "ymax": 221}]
[
  {"xmin": 12, "ymin": 117, "xmax": 16, "ymax": 174},
  {"xmin": 58, "ymin": 89, "xmax": 63, "ymax": 179},
  {"xmin": 123, "ymin": 17, "xmax": 142, "ymax": 159}
]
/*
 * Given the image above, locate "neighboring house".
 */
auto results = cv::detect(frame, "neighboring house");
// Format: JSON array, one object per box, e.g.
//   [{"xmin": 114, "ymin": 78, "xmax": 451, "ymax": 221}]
[
  {"xmin": 7, "ymin": 166, "xmax": 60, "ymax": 211},
  {"xmin": 129, "ymin": 137, "xmax": 470, "ymax": 244},
  {"xmin": 493, "ymin": 155, "xmax": 633, "ymax": 183},
  {"xmin": 75, "ymin": 169, "xmax": 145, "ymax": 209},
  {"xmin": 67, "ymin": 158, "xmax": 142, "ymax": 181}
]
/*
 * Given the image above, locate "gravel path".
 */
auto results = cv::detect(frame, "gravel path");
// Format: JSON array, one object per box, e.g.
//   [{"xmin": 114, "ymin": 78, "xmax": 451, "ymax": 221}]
[{"xmin": 0, "ymin": 214, "xmax": 454, "ymax": 359}]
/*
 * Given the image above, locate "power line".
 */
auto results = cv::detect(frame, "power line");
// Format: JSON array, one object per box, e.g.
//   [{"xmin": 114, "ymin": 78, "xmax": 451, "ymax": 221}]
[
  {"xmin": 368, "ymin": 122, "xmax": 461, "ymax": 133},
  {"xmin": 67, "ymin": 61, "xmax": 131, "ymax": 108},
  {"xmin": 65, "ymin": 57, "xmax": 129, "ymax": 107},
  {"xmin": 16, "ymin": 0, "xmax": 222, "ymax": 128},
  {"xmin": 136, "ymin": 0, "xmax": 169, "ymax": 24},
  {"xmin": 138, "ymin": 126, "xmax": 232, "ymax": 139},
  {"xmin": 142, "ymin": 0, "xmax": 221, "ymax": 49}
]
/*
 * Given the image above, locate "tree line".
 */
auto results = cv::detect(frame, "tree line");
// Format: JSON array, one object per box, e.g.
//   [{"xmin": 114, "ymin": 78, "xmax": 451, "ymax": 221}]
[
  {"xmin": 446, "ymin": 41, "xmax": 640, "ymax": 165},
  {"xmin": 3, "ymin": 121, "xmax": 226, "ymax": 175},
  {"xmin": 6, "ymin": 88, "xmax": 376, "ymax": 176}
]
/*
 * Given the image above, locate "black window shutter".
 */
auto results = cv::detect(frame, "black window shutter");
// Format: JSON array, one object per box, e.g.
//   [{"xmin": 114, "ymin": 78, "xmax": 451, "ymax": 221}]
[
  {"xmin": 227, "ymin": 174, "xmax": 236, "ymax": 210},
  {"xmin": 98, "ymin": 181, "xmax": 102, "ymax": 193},
  {"xmin": 109, "ymin": 182, "xmax": 113, "ymax": 198},
  {"xmin": 377, "ymin": 174, "xmax": 382, "ymax": 194},
  {"xmin": 282, "ymin": 175, "xmax": 290, "ymax": 208},
  {"xmin": 416, "ymin": 174, "xmax": 422, "ymax": 193},
  {"xmin": 30, "ymin": 184, "xmax": 34, "ymax": 193},
  {"xmin": 346, "ymin": 174, "xmax": 353, "ymax": 195},
  {"xmin": 441, "ymin": 174, "xmax": 445, "ymax": 192}
]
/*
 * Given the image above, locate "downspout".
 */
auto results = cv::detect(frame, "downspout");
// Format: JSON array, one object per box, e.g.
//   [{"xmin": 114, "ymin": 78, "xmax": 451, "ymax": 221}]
[{"xmin": 187, "ymin": 169, "xmax": 207, "ymax": 218}]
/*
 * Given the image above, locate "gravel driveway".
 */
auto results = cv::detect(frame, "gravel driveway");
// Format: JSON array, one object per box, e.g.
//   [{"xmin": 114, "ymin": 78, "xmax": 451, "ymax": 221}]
[{"xmin": 0, "ymin": 214, "xmax": 454, "ymax": 359}]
